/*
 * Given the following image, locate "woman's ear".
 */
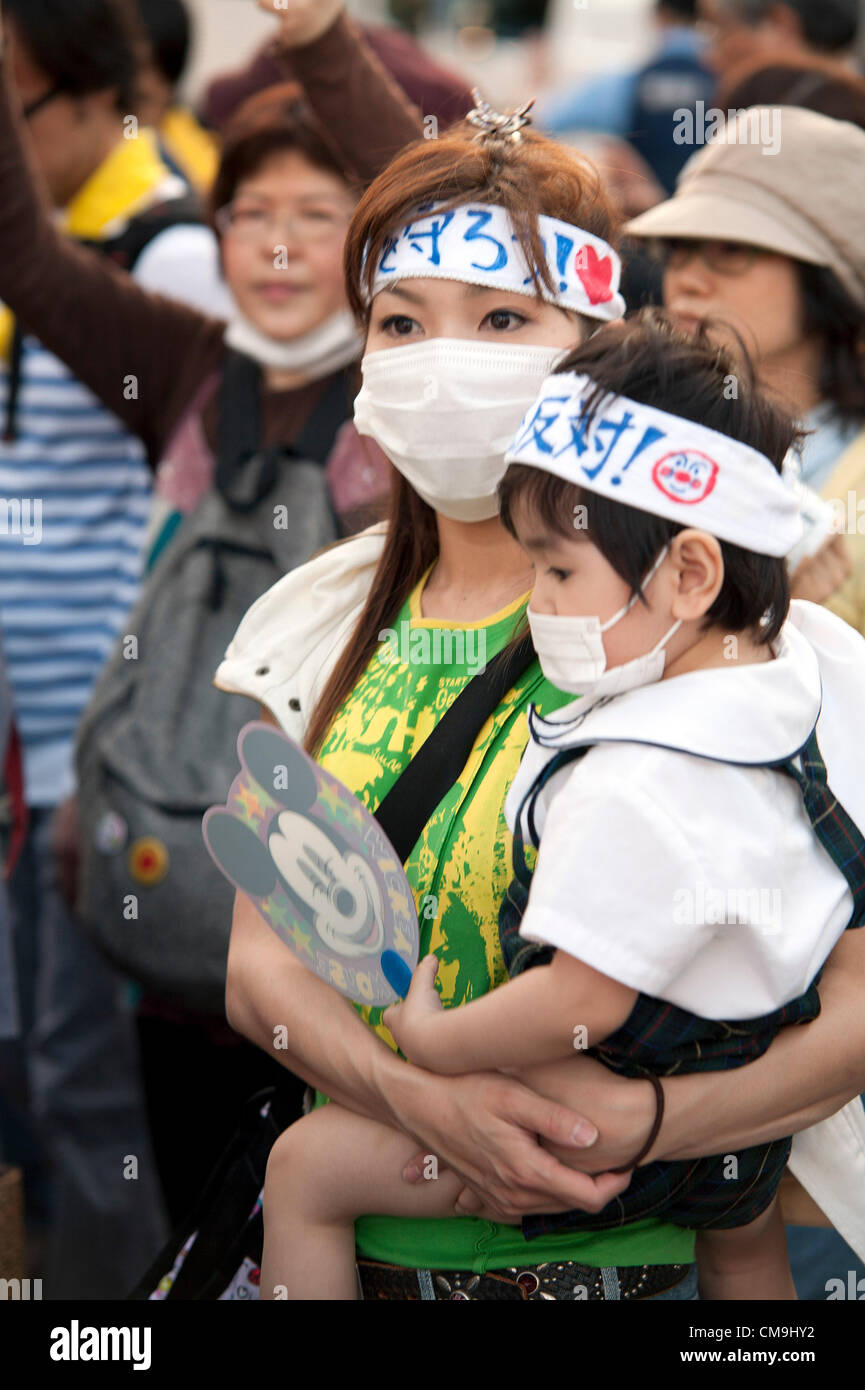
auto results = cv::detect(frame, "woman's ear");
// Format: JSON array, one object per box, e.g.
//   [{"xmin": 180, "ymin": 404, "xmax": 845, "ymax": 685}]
[{"xmin": 667, "ymin": 529, "xmax": 724, "ymax": 622}]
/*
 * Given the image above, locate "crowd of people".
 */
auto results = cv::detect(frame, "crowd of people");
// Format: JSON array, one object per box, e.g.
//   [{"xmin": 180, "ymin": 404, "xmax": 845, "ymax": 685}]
[{"xmin": 0, "ymin": 0, "xmax": 864, "ymax": 1305}]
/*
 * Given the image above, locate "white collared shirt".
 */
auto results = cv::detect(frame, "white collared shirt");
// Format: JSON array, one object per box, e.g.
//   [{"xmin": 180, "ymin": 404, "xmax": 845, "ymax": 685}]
[{"xmin": 505, "ymin": 601, "xmax": 865, "ymax": 1021}]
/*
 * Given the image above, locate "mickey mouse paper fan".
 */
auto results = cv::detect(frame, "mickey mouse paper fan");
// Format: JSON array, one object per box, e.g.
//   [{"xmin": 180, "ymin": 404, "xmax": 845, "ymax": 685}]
[{"xmin": 203, "ymin": 723, "xmax": 419, "ymax": 1006}]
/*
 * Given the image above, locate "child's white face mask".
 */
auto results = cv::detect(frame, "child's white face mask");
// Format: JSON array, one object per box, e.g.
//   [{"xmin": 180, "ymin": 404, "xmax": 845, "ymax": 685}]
[
  {"xmin": 353, "ymin": 338, "xmax": 566, "ymax": 522},
  {"xmin": 527, "ymin": 546, "xmax": 682, "ymax": 697}
]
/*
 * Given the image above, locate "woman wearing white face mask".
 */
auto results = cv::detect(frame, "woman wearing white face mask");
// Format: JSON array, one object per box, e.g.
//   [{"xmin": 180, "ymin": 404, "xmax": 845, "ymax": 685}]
[
  {"xmin": 254, "ymin": 315, "xmax": 865, "ymax": 1302},
  {"xmin": 212, "ymin": 3, "xmax": 865, "ymax": 1304},
  {"xmin": 215, "ymin": 68, "xmax": 688, "ymax": 1301}
]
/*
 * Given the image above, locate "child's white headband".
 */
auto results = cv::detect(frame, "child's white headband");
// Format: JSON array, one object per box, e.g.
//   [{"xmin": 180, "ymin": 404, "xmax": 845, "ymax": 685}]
[
  {"xmin": 369, "ymin": 203, "xmax": 626, "ymax": 323},
  {"xmin": 505, "ymin": 372, "xmax": 803, "ymax": 557}
]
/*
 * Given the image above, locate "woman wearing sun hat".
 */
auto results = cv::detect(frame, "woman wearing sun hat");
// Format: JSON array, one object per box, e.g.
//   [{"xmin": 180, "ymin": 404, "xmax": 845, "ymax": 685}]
[
  {"xmin": 626, "ymin": 104, "xmax": 865, "ymax": 636},
  {"xmin": 627, "ymin": 104, "xmax": 865, "ymax": 1296}
]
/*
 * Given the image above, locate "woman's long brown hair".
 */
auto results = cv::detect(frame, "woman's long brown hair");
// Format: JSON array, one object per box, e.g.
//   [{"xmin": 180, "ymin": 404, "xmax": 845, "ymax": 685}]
[{"xmin": 304, "ymin": 119, "xmax": 621, "ymax": 755}]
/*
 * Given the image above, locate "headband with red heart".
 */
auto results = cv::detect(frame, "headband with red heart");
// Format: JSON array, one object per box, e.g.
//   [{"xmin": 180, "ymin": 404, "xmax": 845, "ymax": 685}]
[{"xmin": 368, "ymin": 202, "xmax": 626, "ymax": 323}]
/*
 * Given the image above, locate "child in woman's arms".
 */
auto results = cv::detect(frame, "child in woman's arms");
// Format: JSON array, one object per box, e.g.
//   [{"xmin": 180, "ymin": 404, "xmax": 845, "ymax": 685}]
[{"xmin": 259, "ymin": 315, "xmax": 865, "ymax": 1301}]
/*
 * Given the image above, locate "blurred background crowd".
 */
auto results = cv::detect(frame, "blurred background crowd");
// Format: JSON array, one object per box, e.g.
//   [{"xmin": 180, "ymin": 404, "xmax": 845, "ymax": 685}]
[{"xmin": 0, "ymin": 0, "xmax": 864, "ymax": 1302}]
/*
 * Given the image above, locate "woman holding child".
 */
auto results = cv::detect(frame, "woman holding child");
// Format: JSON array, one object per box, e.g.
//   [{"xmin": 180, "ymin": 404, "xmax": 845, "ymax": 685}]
[{"xmin": 215, "ymin": 0, "xmax": 865, "ymax": 1300}]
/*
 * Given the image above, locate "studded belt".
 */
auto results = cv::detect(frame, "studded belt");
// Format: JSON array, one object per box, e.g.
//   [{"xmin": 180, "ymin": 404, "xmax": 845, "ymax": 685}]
[{"xmin": 357, "ymin": 1258, "xmax": 690, "ymax": 1301}]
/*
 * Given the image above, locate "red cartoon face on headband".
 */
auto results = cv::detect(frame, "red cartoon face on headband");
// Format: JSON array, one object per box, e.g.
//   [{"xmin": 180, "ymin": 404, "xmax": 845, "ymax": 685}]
[{"xmin": 652, "ymin": 451, "xmax": 719, "ymax": 504}]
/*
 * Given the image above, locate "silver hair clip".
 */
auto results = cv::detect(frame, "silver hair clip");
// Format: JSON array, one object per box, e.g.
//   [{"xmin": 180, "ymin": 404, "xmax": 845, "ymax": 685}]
[{"xmin": 466, "ymin": 88, "xmax": 535, "ymax": 143}]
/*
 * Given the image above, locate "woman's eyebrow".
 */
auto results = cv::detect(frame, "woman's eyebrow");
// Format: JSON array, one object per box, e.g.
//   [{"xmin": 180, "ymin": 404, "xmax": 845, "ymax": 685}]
[
  {"xmin": 461, "ymin": 282, "xmax": 526, "ymax": 298},
  {"xmin": 376, "ymin": 283, "xmax": 426, "ymax": 305}
]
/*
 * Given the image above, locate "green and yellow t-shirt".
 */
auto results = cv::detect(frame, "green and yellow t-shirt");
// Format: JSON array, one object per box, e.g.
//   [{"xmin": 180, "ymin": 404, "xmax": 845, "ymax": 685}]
[{"xmin": 316, "ymin": 573, "xmax": 694, "ymax": 1273}]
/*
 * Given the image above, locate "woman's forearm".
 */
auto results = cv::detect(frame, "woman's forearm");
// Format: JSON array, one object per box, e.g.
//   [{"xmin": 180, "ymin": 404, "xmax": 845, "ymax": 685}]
[
  {"xmin": 0, "ymin": 48, "xmax": 222, "ymax": 461},
  {"xmin": 226, "ymin": 892, "xmax": 433, "ymax": 1134},
  {"xmin": 227, "ymin": 891, "xmax": 637, "ymax": 1213},
  {"xmin": 650, "ymin": 930, "xmax": 865, "ymax": 1163},
  {"xmin": 276, "ymin": 12, "xmax": 423, "ymax": 184}
]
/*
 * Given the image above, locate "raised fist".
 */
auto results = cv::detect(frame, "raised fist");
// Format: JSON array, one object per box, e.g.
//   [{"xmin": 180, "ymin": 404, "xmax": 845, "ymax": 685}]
[{"xmin": 256, "ymin": 0, "xmax": 345, "ymax": 50}]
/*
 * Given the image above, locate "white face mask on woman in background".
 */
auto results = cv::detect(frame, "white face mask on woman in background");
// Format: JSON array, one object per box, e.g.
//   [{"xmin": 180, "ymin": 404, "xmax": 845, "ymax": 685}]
[{"xmin": 353, "ymin": 338, "xmax": 567, "ymax": 522}]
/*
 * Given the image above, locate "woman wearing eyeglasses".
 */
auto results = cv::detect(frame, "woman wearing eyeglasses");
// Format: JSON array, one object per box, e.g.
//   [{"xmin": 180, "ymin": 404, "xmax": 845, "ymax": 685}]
[
  {"xmin": 0, "ymin": 18, "xmax": 422, "ymax": 542},
  {"xmin": 627, "ymin": 105, "xmax": 865, "ymax": 635},
  {"xmin": 0, "ymin": 0, "xmax": 429, "ymax": 1221}
]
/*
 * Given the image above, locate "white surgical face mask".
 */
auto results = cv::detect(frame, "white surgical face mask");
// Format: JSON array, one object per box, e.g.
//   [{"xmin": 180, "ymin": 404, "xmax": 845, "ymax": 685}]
[
  {"xmin": 527, "ymin": 546, "xmax": 682, "ymax": 698},
  {"xmin": 353, "ymin": 337, "xmax": 566, "ymax": 522}
]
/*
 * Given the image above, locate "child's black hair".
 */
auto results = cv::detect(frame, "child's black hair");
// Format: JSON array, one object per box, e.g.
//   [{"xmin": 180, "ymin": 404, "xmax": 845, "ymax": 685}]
[{"xmin": 499, "ymin": 309, "xmax": 799, "ymax": 645}]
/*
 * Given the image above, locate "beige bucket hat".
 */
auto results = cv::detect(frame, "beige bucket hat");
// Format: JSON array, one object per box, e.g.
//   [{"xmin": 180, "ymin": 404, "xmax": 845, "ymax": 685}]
[{"xmin": 626, "ymin": 106, "xmax": 865, "ymax": 310}]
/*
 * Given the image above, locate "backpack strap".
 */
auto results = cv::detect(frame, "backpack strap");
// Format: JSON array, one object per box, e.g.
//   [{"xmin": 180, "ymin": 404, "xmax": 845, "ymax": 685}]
[
  {"xmin": 373, "ymin": 635, "xmax": 536, "ymax": 863},
  {"xmin": 508, "ymin": 727, "xmax": 865, "ymax": 933},
  {"xmin": 512, "ymin": 744, "xmax": 591, "ymax": 892},
  {"xmin": 774, "ymin": 729, "xmax": 865, "ymax": 930},
  {"xmin": 214, "ymin": 351, "xmax": 353, "ymax": 512},
  {"xmin": 293, "ymin": 367, "xmax": 355, "ymax": 465},
  {"xmin": 85, "ymin": 191, "xmax": 205, "ymax": 273}
]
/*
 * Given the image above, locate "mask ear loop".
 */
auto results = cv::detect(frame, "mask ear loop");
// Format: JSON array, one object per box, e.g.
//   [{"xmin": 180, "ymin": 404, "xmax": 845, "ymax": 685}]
[
  {"xmin": 640, "ymin": 543, "xmax": 682, "ymax": 656},
  {"xmin": 597, "ymin": 543, "xmax": 673, "ymax": 635}
]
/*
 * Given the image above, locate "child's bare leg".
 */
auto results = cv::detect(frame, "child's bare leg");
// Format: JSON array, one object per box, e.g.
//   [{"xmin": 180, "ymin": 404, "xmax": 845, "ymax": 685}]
[
  {"xmin": 696, "ymin": 1196, "xmax": 797, "ymax": 1301},
  {"xmin": 261, "ymin": 1103, "xmax": 466, "ymax": 1301}
]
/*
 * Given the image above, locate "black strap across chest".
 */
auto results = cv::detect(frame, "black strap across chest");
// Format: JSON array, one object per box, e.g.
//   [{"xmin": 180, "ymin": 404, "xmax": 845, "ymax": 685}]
[{"xmin": 373, "ymin": 635, "xmax": 536, "ymax": 864}]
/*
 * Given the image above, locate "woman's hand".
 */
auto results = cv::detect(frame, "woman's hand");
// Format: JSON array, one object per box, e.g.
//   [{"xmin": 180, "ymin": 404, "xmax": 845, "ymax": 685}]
[
  {"xmin": 390, "ymin": 1065, "xmax": 636, "ymax": 1221},
  {"xmin": 382, "ymin": 955, "xmax": 446, "ymax": 1072},
  {"xmin": 256, "ymin": 0, "xmax": 345, "ymax": 50},
  {"xmin": 790, "ymin": 533, "xmax": 852, "ymax": 604}
]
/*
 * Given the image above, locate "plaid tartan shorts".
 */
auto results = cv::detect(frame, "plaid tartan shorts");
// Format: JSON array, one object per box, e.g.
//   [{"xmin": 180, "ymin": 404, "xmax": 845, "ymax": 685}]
[
  {"xmin": 497, "ymin": 718, "xmax": 865, "ymax": 1241},
  {"xmin": 499, "ymin": 875, "xmax": 815, "ymax": 1239}
]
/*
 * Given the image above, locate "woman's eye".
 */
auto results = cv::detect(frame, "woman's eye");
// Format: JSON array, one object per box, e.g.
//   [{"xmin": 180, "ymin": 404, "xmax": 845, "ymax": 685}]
[
  {"xmin": 484, "ymin": 309, "xmax": 528, "ymax": 331},
  {"xmin": 547, "ymin": 567, "xmax": 572, "ymax": 582},
  {"xmin": 378, "ymin": 314, "xmax": 419, "ymax": 337}
]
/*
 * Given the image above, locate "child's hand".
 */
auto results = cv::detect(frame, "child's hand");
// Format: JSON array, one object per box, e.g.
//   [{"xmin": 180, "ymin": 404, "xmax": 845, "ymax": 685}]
[{"xmin": 383, "ymin": 954, "xmax": 445, "ymax": 1069}]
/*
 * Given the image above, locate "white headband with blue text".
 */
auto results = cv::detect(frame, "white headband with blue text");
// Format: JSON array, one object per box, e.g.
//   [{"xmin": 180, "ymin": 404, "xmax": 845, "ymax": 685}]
[
  {"xmin": 505, "ymin": 372, "xmax": 803, "ymax": 557},
  {"xmin": 369, "ymin": 203, "xmax": 626, "ymax": 323}
]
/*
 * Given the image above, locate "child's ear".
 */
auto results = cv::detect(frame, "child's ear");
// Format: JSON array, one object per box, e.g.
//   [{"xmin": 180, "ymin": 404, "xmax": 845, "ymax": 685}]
[{"xmin": 668, "ymin": 529, "xmax": 724, "ymax": 621}]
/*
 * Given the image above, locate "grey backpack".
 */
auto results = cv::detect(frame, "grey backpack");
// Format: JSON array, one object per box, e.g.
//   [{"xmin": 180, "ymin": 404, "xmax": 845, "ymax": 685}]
[{"xmin": 75, "ymin": 355, "xmax": 349, "ymax": 1011}]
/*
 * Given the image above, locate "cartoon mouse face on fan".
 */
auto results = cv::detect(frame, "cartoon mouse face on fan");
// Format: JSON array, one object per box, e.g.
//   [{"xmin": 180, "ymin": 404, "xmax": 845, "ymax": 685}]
[
  {"xmin": 268, "ymin": 811, "xmax": 384, "ymax": 956},
  {"xmin": 204, "ymin": 723, "xmax": 419, "ymax": 1006},
  {"xmin": 204, "ymin": 726, "xmax": 385, "ymax": 958}
]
